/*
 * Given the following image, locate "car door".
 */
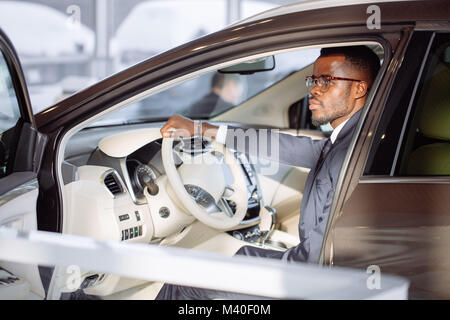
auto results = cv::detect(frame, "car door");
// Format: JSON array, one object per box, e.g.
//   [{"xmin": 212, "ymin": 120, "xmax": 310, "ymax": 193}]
[
  {"xmin": 326, "ymin": 29, "xmax": 450, "ymax": 299},
  {"xmin": 0, "ymin": 29, "xmax": 47, "ymax": 299}
]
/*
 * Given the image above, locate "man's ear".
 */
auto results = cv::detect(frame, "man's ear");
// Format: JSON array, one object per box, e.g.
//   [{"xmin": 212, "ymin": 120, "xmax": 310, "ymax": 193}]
[{"xmin": 355, "ymin": 81, "xmax": 369, "ymax": 99}]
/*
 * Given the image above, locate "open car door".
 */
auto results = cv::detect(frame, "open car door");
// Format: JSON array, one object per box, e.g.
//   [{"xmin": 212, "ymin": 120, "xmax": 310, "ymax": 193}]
[{"xmin": 0, "ymin": 29, "xmax": 47, "ymax": 299}]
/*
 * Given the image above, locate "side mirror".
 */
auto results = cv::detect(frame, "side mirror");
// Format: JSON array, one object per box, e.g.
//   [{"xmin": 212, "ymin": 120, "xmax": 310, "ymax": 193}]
[{"xmin": 219, "ymin": 56, "xmax": 275, "ymax": 74}]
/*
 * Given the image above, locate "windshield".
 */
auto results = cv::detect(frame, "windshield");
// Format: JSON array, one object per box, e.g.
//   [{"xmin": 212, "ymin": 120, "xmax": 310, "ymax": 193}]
[{"xmin": 91, "ymin": 48, "xmax": 320, "ymax": 127}]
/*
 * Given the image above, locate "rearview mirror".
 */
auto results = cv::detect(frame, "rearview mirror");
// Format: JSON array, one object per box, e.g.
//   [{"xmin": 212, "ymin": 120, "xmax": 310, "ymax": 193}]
[{"xmin": 219, "ymin": 56, "xmax": 275, "ymax": 74}]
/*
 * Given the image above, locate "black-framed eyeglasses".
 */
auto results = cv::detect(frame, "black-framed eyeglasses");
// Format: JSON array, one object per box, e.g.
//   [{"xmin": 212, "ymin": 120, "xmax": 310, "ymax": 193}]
[{"xmin": 305, "ymin": 75, "xmax": 364, "ymax": 92}]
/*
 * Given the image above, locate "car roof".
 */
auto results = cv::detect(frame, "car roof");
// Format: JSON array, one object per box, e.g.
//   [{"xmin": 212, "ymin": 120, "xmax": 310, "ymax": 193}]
[{"xmin": 236, "ymin": 0, "xmax": 417, "ymax": 25}]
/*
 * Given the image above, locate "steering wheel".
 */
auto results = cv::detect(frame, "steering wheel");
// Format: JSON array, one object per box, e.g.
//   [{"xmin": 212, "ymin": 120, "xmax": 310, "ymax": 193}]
[{"xmin": 161, "ymin": 137, "xmax": 248, "ymax": 230}]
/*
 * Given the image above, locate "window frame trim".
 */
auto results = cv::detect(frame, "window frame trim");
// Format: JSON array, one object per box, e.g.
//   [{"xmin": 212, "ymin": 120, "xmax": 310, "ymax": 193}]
[{"xmin": 360, "ymin": 176, "xmax": 450, "ymax": 184}]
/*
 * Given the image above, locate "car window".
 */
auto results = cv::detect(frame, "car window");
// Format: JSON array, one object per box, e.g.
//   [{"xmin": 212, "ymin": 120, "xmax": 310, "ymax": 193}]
[
  {"xmin": 363, "ymin": 32, "xmax": 438, "ymax": 176},
  {"xmin": 0, "ymin": 50, "xmax": 22, "ymax": 178},
  {"xmin": 91, "ymin": 48, "xmax": 321, "ymax": 127},
  {"xmin": 397, "ymin": 33, "xmax": 450, "ymax": 176}
]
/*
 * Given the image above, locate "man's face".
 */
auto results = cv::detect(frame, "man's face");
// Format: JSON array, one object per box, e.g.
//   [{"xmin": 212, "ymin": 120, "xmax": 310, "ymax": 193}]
[{"xmin": 309, "ymin": 55, "xmax": 363, "ymax": 128}]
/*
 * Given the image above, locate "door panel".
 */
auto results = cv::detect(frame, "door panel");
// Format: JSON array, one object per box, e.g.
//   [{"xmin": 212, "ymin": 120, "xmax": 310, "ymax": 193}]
[
  {"xmin": 0, "ymin": 175, "xmax": 45, "ymax": 298},
  {"xmin": 332, "ymin": 182, "xmax": 450, "ymax": 299}
]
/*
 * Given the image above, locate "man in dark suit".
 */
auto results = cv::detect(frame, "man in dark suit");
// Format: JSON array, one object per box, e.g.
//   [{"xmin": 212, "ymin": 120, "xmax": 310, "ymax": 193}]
[
  {"xmin": 188, "ymin": 72, "xmax": 243, "ymax": 118},
  {"xmin": 158, "ymin": 46, "xmax": 380, "ymax": 299}
]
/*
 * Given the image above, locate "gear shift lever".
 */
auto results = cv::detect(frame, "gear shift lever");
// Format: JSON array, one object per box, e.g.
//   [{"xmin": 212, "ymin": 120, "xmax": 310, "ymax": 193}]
[{"xmin": 260, "ymin": 205, "xmax": 277, "ymax": 246}]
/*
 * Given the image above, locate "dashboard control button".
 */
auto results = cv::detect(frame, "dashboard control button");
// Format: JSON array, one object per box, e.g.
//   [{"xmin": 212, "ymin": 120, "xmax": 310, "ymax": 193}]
[
  {"xmin": 129, "ymin": 228, "xmax": 134, "ymax": 239},
  {"xmin": 159, "ymin": 207, "xmax": 170, "ymax": 218},
  {"xmin": 119, "ymin": 214, "xmax": 130, "ymax": 221},
  {"xmin": 135, "ymin": 211, "xmax": 141, "ymax": 221},
  {"xmin": 124, "ymin": 229, "xmax": 129, "ymax": 240}
]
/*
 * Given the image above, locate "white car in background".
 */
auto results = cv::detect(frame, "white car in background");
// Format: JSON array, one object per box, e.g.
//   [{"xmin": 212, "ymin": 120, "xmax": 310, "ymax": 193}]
[
  {"xmin": 112, "ymin": 0, "xmax": 278, "ymax": 70},
  {"xmin": 0, "ymin": 1, "xmax": 95, "ymax": 113}
]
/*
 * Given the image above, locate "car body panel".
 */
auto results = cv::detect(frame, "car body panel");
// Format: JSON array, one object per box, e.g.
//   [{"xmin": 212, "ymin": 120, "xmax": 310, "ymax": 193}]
[
  {"xmin": 236, "ymin": 0, "xmax": 417, "ymax": 25},
  {"xmin": 332, "ymin": 182, "xmax": 450, "ymax": 299}
]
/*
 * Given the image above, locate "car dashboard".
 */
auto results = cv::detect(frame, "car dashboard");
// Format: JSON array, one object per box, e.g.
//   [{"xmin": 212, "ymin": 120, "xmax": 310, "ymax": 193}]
[{"xmin": 63, "ymin": 128, "xmax": 263, "ymax": 244}]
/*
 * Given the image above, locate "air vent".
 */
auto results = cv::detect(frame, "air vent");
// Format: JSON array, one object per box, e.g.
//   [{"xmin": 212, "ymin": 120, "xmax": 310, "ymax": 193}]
[{"xmin": 104, "ymin": 172, "xmax": 123, "ymax": 196}]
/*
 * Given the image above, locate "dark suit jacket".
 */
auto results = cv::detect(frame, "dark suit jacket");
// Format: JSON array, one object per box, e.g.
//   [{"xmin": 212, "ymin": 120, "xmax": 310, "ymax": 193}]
[{"xmin": 225, "ymin": 110, "xmax": 362, "ymax": 263}]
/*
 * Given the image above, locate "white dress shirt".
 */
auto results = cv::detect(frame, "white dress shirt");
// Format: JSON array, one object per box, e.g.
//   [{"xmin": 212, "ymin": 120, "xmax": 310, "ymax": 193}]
[{"xmin": 329, "ymin": 118, "xmax": 349, "ymax": 144}]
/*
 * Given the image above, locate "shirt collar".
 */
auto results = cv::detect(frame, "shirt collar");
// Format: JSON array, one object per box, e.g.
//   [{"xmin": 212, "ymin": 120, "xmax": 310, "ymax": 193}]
[{"xmin": 330, "ymin": 118, "xmax": 350, "ymax": 144}]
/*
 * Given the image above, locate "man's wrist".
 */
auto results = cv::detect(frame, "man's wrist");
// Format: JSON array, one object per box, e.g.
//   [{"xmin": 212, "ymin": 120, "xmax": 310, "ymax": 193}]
[
  {"xmin": 194, "ymin": 120, "xmax": 203, "ymax": 137},
  {"xmin": 200, "ymin": 122, "xmax": 220, "ymax": 141}
]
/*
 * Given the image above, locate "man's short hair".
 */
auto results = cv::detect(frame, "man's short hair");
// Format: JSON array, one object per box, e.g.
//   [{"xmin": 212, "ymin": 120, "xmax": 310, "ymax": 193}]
[
  {"xmin": 320, "ymin": 46, "xmax": 381, "ymax": 86},
  {"xmin": 211, "ymin": 72, "xmax": 240, "ymax": 90}
]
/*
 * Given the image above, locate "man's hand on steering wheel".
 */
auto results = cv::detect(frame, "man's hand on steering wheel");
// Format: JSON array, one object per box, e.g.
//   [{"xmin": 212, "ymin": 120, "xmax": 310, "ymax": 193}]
[{"xmin": 161, "ymin": 114, "xmax": 219, "ymax": 140}]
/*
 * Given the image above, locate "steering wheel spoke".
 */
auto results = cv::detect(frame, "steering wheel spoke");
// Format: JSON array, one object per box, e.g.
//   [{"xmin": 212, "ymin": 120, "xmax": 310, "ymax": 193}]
[{"xmin": 216, "ymin": 198, "xmax": 234, "ymax": 218}]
